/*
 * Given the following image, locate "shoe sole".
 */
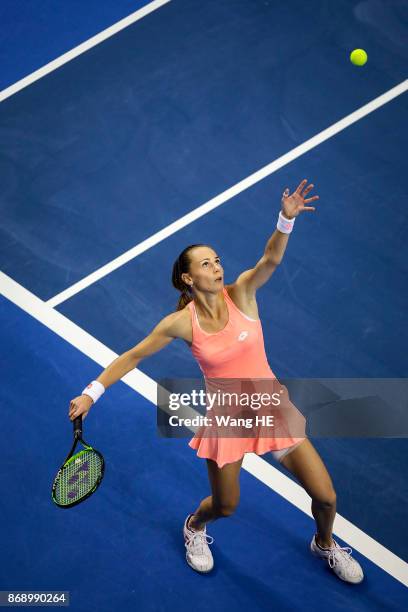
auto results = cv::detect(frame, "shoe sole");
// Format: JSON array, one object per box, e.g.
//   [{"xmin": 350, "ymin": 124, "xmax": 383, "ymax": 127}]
[{"xmin": 185, "ymin": 554, "xmax": 214, "ymax": 573}]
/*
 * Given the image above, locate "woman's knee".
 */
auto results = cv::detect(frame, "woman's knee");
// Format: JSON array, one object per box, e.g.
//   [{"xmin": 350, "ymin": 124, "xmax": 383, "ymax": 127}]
[
  {"xmin": 313, "ymin": 488, "xmax": 337, "ymax": 507},
  {"xmin": 213, "ymin": 500, "xmax": 239, "ymax": 517}
]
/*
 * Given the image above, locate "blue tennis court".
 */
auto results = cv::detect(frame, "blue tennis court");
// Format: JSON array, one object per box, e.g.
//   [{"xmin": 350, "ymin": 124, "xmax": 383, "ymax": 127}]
[{"xmin": 1, "ymin": 1, "xmax": 407, "ymax": 610}]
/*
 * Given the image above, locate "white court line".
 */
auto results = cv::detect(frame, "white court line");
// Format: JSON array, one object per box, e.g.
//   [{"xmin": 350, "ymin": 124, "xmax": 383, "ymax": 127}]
[
  {"xmin": 1, "ymin": 270, "xmax": 408, "ymax": 587},
  {"xmin": 0, "ymin": 0, "xmax": 171, "ymax": 102},
  {"xmin": 46, "ymin": 79, "xmax": 408, "ymax": 308}
]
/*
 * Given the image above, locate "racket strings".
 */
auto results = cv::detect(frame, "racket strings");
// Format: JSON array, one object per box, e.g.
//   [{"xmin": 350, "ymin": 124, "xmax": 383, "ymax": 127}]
[{"xmin": 55, "ymin": 449, "xmax": 103, "ymax": 506}]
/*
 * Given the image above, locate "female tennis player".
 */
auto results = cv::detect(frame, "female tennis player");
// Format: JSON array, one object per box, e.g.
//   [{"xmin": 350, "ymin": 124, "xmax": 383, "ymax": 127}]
[{"xmin": 68, "ymin": 179, "xmax": 364, "ymax": 584}]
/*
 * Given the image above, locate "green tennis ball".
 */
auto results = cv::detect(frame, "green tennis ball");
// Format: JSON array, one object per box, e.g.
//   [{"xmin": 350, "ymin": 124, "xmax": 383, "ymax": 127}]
[{"xmin": 350, "ymin": 49, "xmax": 368, "ymax": 66}]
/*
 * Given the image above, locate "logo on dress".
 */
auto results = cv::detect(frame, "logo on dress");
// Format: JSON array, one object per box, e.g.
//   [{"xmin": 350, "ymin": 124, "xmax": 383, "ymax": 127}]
[{"xmin": 238, "ymin": 331, "xmax": 249, "ymax": 342}]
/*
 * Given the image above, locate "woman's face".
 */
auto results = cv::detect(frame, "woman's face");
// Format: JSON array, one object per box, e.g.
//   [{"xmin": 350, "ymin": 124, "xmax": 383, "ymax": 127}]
[{"xmin": 183, "ymin": 246, "xmax": 224, "ymax": 292}]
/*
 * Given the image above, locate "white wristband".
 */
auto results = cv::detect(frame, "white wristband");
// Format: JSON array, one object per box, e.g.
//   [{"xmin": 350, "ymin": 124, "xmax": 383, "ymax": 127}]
[
  {"xmin": 277, "ymin": 210, "xmax": 295, "ymax": 234},
  {"xmin": 82, "ymin": 380, "xmax": 105, "ymax": 404}
]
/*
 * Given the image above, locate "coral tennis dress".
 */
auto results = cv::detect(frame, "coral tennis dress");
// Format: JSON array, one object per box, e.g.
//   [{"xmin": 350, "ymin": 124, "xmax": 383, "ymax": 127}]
[{"xmin": 187, "ymin": 287, "xmax": 306, "ymax": 468}]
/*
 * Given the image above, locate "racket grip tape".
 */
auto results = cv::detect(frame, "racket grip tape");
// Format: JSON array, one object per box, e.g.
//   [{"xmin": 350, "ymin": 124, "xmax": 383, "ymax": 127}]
[{"xmin": 73, "ymin": 416, "xmax": 83, "ymax": 436}]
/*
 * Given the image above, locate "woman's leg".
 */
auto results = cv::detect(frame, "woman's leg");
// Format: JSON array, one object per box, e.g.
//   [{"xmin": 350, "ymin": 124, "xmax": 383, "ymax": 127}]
[
  {"xmin": 278, "ymin": 439, "xmax": 337, "ymax": 548},
  {"xmin": 189, "ymin": 456, "xmax": 244, "ymax": 531}
]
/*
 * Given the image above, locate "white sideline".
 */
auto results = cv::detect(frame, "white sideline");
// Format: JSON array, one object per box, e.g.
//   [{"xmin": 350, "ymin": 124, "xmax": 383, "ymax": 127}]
[
  {"xmin": 46, "ymin": 79, "xmax": 408, "ymax": 307},
  {"xmin": 1, "ymin": 270, "xmax": 407, "ymax": 587},
  {"xmin": 0, "ymin": 0, "xmax": 172, "ymax": 103}
]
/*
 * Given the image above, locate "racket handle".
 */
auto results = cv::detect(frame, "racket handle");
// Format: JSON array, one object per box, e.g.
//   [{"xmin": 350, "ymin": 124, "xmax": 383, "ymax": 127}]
[{"xmin": 73, "ymin": 415, "xmax": 83, "ymax": 436}]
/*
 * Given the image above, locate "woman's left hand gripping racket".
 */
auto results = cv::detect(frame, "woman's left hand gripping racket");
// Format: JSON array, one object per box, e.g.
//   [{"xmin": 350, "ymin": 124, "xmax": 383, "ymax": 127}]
[{"xmin": 51, "ymin": 416, "xmax": 105, "ymax": 508}]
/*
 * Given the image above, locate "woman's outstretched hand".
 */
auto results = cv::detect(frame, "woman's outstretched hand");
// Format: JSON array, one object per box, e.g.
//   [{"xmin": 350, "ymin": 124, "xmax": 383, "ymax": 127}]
[{"xmin": 281, "ymin": 179, "xmax": 319, "ymax": 219}]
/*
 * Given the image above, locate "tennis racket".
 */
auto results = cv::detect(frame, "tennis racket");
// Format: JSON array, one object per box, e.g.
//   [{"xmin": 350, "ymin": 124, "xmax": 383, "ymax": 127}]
[{"xmin": 51, "ymin": 415, "xmax": 105, "ymax": 508}]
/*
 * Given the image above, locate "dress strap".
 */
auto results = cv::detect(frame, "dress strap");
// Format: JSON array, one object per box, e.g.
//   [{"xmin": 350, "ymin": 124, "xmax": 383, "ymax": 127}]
[{"xmin": 222, "ymin": 287, "xmax": 258, "ymax": 322}]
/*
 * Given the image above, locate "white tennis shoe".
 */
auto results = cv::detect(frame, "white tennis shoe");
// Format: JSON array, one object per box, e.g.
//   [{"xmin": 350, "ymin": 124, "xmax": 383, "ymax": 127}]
[
  {"xmin": 310, "ymin": 533, "xmax": 364, "ymax": 583},
  {"xmin": 183, "ymin": 514, "xmax": 214, "ymax": 573}
]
